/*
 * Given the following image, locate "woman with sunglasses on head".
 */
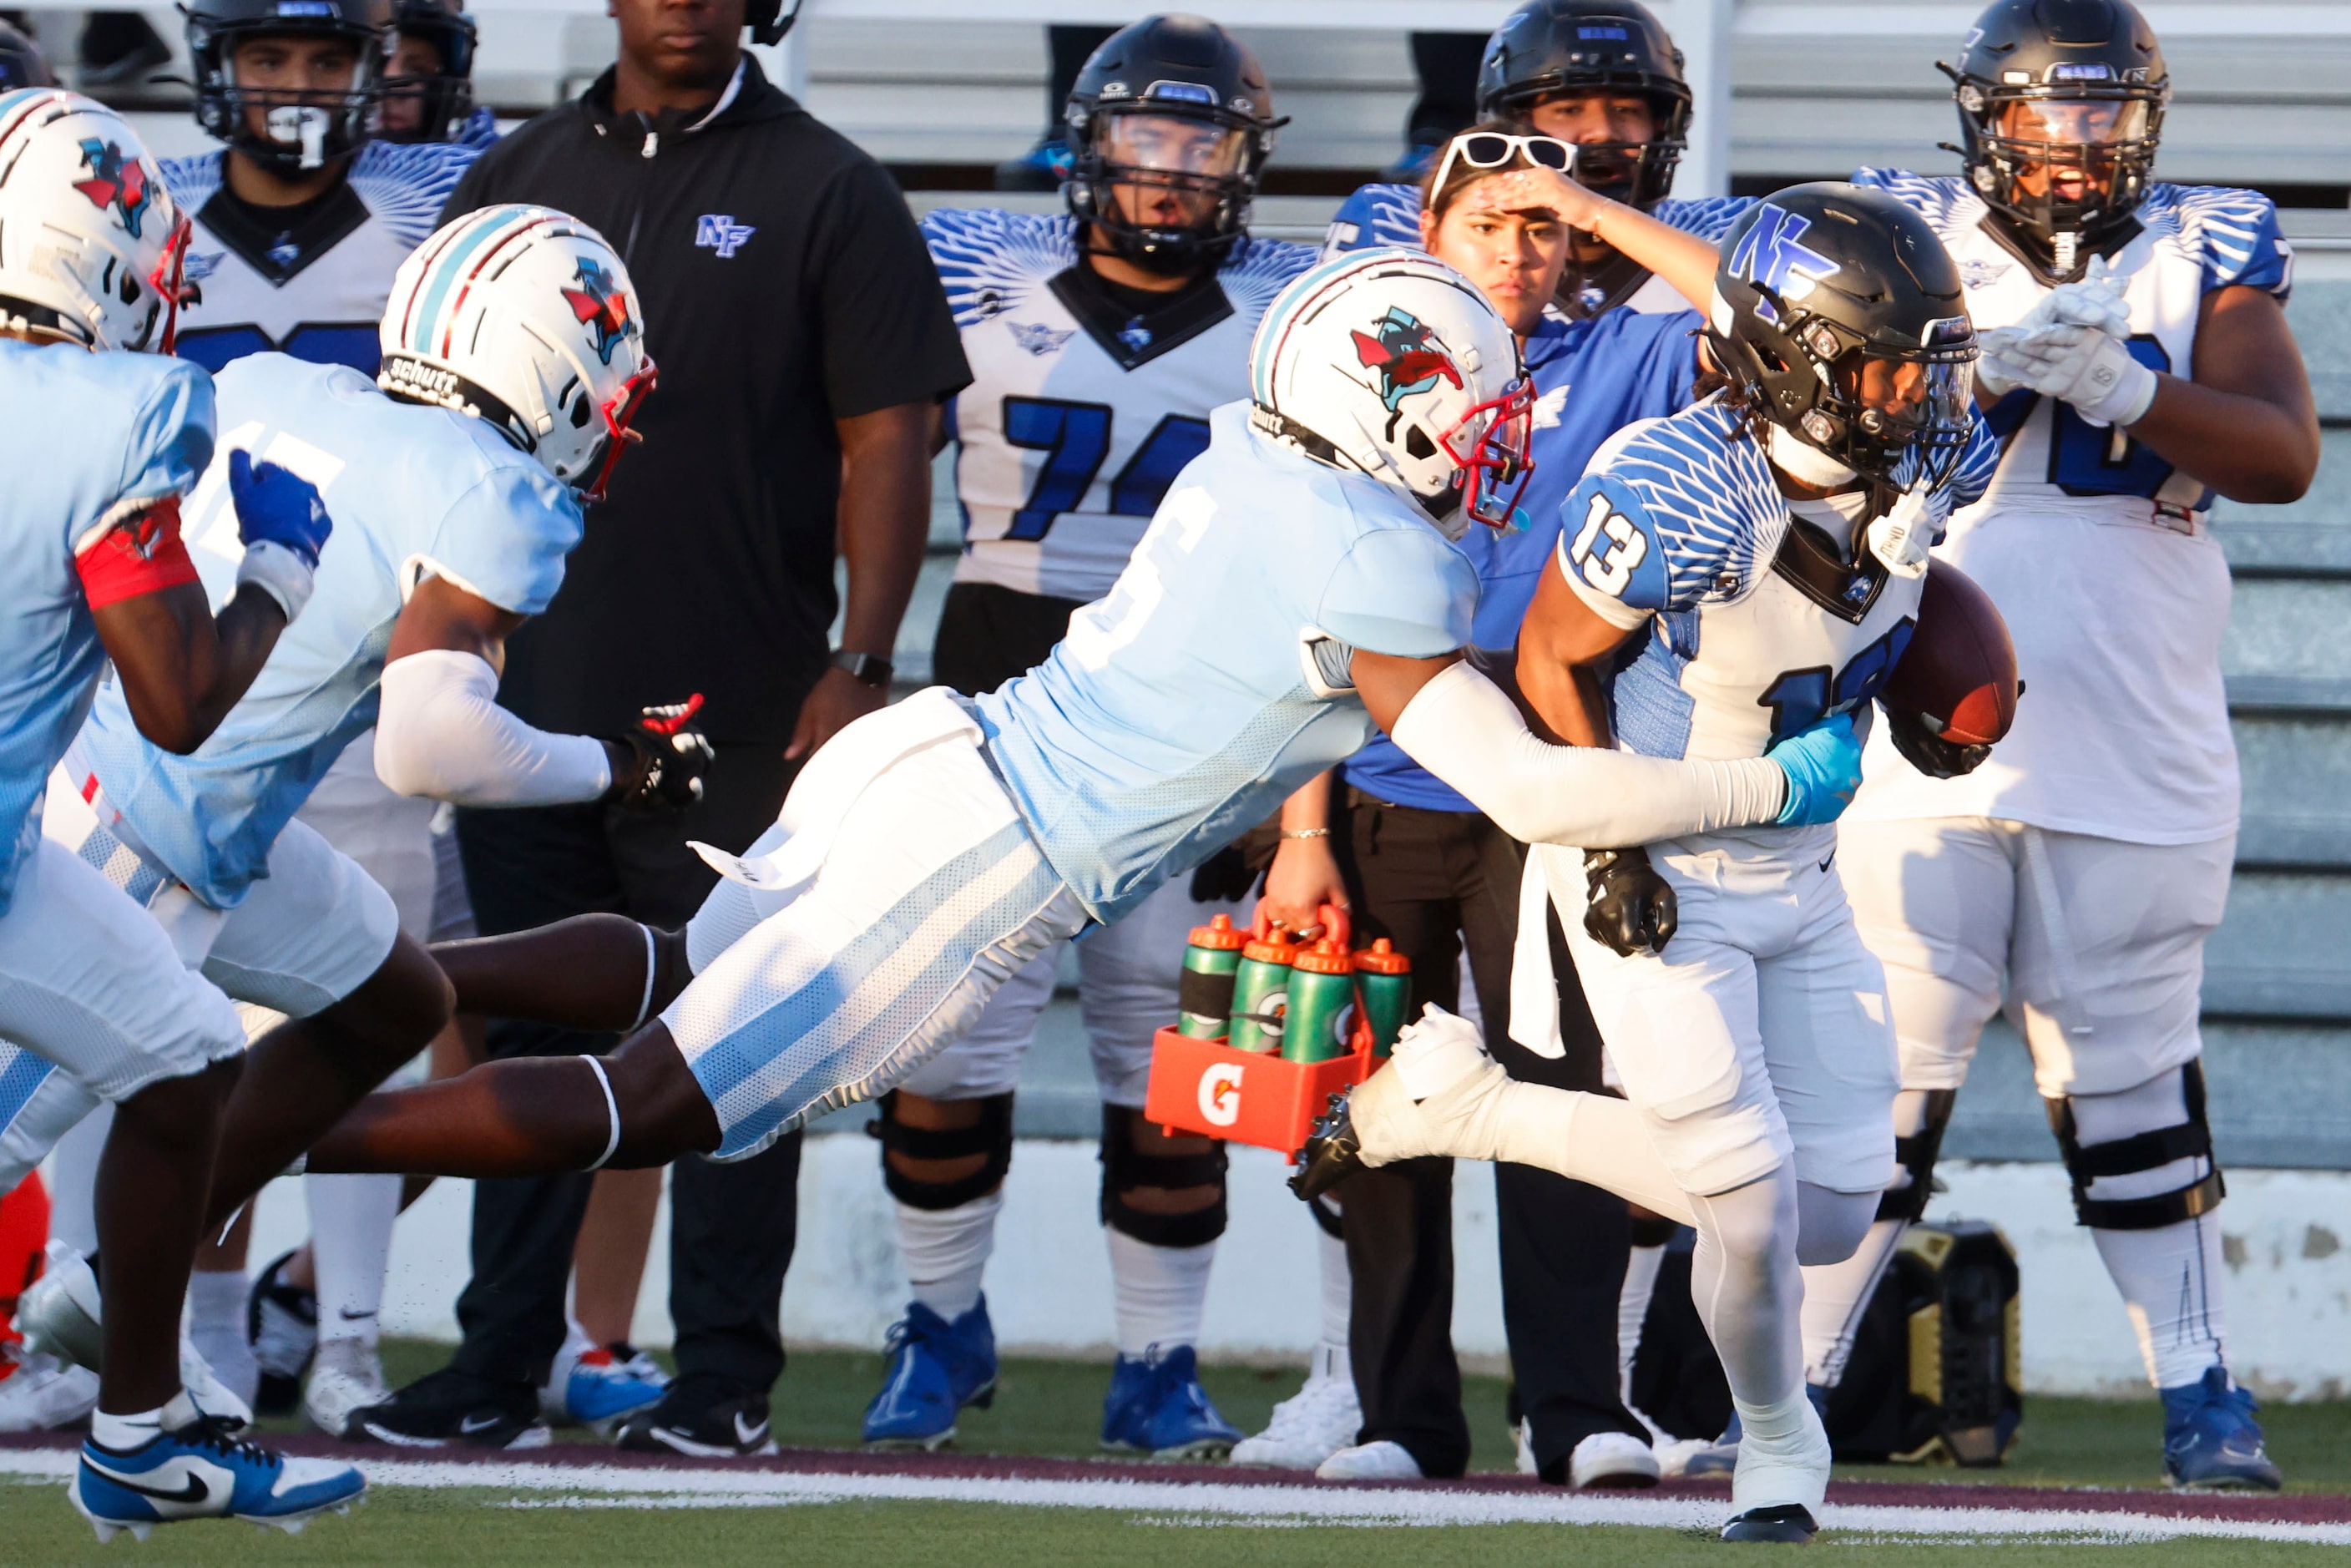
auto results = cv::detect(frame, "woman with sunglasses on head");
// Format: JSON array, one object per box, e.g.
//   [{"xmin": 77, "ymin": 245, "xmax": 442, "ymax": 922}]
[{"xmin": 1249, "ymin": 124, "xmax": 1725, "ymax": 1488}]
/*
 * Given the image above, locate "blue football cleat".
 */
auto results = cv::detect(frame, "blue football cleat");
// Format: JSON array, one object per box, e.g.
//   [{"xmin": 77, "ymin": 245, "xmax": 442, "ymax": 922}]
[
  {"xmin": 862, "ymin": 1297, "xmax": 997, "ymax": 1451},
  {"xmin": 70, "ymin": 1414, "xmax": 365, "ymax": 1541},
  {"xmin": 1679, "ymin": 1383, "xmax": 1831, "ymax": 1478},
  {"xmin": 1101, "ymin": 1343, "xmax": 1242, "ymax": 1460},
  {"xmin": 559, "ymin": 1343, "xmax": 669, "ymax": 1435},
  {"xmin": 2162, "ymin": 1367, "xmax": 2283, "ymax": 1490}
]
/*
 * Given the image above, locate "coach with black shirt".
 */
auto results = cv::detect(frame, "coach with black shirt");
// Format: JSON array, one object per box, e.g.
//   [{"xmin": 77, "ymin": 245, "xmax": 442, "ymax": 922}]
[{"xmin": 355, "ymin": 0, "xmax": 968, "ymax": 1453}]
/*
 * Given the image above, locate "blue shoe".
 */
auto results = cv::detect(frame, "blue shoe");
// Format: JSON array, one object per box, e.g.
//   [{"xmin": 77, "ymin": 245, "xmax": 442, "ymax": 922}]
[
  {"xmin": 993, "ymin": 137, "xmax": 1073, "ymax": 192},
  {"xmin": 862, "ymin": 1297, "xmax": 997, "ymax": 1451},
  {"xmin": 559, "ymin": 1342, "xmax": 668, "ymax": 1435},
  {"xmin": 1101, "ymin": 1343, "xmax": 1242, "ymax": 1460},
  {"xmin": 1679, "ymin": 1384, "xmax": 1830, "ymax": 1478},
  {"xmin": 70, "ymin": 1414, "xmax": 365, "ymax": 1541},
  {"xmin": 2162, "ymin": 1367, "xmax": 2283, "ymax": 1490}
]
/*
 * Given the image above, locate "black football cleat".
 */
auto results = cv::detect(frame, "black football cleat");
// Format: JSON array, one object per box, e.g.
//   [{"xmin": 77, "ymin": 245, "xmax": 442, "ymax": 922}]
[
  {"xmin": 1721, "ymin": 1504, "xmax": 1818, "ymax": 1544},
  {"xmin": 1288, "ymin": 1092, "xmax": 1366, "ymax": 1202}
]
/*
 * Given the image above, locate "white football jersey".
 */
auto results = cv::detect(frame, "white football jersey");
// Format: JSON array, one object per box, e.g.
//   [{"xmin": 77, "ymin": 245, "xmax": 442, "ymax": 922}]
[
  {"xmin": 160, "ymin": 141, "xmax": 475, "ymax": 377},
  {"xmin": 1556, "ymin": 399, "xmax": 1998, "ymax": 850},
  {"xmin": 1843, "ymin": 173, "xmax": 2292, "ymax": 845},
  {"xmin": 923, "ymin": 210, "xmax": 1317, "ymax": 603}
]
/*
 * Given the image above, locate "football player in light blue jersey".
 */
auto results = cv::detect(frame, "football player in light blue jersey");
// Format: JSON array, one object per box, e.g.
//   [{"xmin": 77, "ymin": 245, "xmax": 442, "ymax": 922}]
[
  {"xmin": 1298, "ymin": 186, "xmax": 1998, "ymax": 1544},
  {"xmin": 883, "ymin": 17, "xmax": 1312, "ymax": 1459},
  {"xmin": 1813, "ymin": 0, "xmax": 2315, "ymax": 1492},
  {"xmin": 0, "ymin": 89, "xmax": 362, "ymax": 1540},
  {"xmin": 8, "ymin": 207, "xmax": 693, "ymax": 1452},
  {"xmin": 1324, "ymin": 0, "xmax": 1749, "ymax": 318},
  {"xmin": 292, "ymin": 250, "xmax": 1864, "ymax": 1302}
]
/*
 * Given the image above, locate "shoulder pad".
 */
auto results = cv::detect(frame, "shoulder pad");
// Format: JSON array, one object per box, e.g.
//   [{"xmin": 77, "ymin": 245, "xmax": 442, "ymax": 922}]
[
  {"xmin": 1216, "ymin": 235, "xmax": 1319, "ymax": 319},
  {"xmin": 159, "ymin": 150, "xmax": 224, "ymax": 215},
  {"xmin": 1653, "ymin": 195, "xmax": 1755, "ymax": 242},
  {"xmin": 350, "ymin": 142, "xmax": 481, "ymax": 249},
  {"xmin": 1569, "ymin": 404, "xmax": 1782, "ymax": 613},
  {"xmin": 2146, "ymin": 183, "xmax": 2292, "ymax": 300},
  {"xmin": 1322, "ymin": 183, "xmax": 1422, "ymax": 260},
  {"xmin": 921, "ymin": 206, "xmax": 1078, "ymax": 328},
  {"xmin": 1848, "ymin": 168, "xmax": 1979, "ymax": 237}
]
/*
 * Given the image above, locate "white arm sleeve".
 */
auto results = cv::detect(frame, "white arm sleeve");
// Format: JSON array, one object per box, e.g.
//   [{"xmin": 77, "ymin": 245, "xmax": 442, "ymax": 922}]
[
  {"xmin": 1389, "ymin": 660, "xmax": 1787, "ymax": 847},
  {"xmin": 376, "ymin": 648, "xmax": 613, "ymax": 807}
]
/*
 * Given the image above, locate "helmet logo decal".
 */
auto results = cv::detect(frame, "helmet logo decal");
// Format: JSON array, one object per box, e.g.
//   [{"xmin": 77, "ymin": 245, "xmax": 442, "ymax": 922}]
[
  {"xmin": 1350, "ymin": 306, "xmax": 1464, "ymax": 415},
  {"xmin": 1728, "ymin": 204, "xmax": 1839, "ymax": 323},
  {"xmin": 73, "ymin": 139, "xmax": 150, "ymax": 239},
  {"xmin": 561, "ymin": 258, "xmax": 634, "ymax": 365}
]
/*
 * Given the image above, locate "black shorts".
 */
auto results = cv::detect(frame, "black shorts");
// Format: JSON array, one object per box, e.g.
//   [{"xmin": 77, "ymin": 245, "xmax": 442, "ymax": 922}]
[{"xmin": 929, "ymin": 579, "xmax": 1087, "ymax": 698}]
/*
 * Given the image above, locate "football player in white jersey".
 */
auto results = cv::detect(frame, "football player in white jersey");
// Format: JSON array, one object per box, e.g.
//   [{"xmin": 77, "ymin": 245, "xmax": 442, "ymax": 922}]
[
  {"xmin": 869, "ymin": 15, "xmax": 1312, "ymax": 1459},
  {"xmin": 8, "ymin": 206, "xmax": 695, "ymax": 1454},
  {"xmin": 1797, "ymin": 0, "xmax": 2317, "ymax": 1492},
  {"xmin": 1295, "ymin": 186, "xmax": 2000, "ymax": 1544},
  {"xmin": 379, "ymin": 0, "xmax": 498, "ymax": 149},
  {"xmin": 0, "ymin": 89, "xmax": 365, "ymax": 1539},
  {"xmin": 1324, "ymin": 0, "xmax": 1750, "ymax": 313},
  {"xmin": 283, "ymin": 250, "xmax": 1868, "ymax": 1426}
]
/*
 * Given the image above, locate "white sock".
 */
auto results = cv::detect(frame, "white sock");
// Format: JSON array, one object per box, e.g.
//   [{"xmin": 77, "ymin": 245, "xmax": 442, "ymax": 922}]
[
  {"xmin": 92, "ymin": 1389, "xmax": 201, "ymax": 1449},
  {"xmin": 1800, "ymin": 1217, "xmax": 1905, "ymax": 1387},
  {"xmin": 48, "ymin": 1103, "xmax": 110, "ymax": 1257},
  {"xmin": 2095, "ymin": 1215, "xmax": 2228, "ymax": 1389},
  {"xmin": 308, "ymin": 1173, "xmax": 400, "ymax": 1348},
  {"xmin": 1105, "ymin": 1227, "xmax": 1215, "ymax": 1358},
  {"xmin": 896, "ymin": 1187, "xmax": 1002, "ymax": 1322},
  {"xmin": 1688, "ymin": 1169, "xmax": 1803, "ymax": 1411},
  {"xmin": 1619, "ymin": 1241, "xmax": 1666, "ymax": 1406},
  {"xmin": 187, "ymin": 1267, "xmax": 246, "ymax": 1345},
  {"xmin": 1315, "ymin": 1223, "xmax": 1350, "ymax": 1355}
]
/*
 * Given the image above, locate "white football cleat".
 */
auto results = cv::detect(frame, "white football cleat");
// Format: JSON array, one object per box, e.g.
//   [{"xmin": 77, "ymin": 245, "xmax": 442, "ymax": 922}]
[
  {"xmin": 1315, "ymin": 1439, "xmax": 1423, "ymax": 1482},
  {"xmin": 1230, "ymin": 1349, "xmax": 1360, "ymax": 1470},
  {"xmin": 0, "ymin": 1351, "xmax": 99, "ymax": 1431},
  {"xmin": 13, "ymin": 1242, "xmax": 104, "ymax": 1371},
  {"xmin": 1570, "ymin": 1429, "xmax": 1662, "ymax": 1490},
  {"xmin": 304, "ymin": 1338, "xmax": 389, "ymax": 1438}
]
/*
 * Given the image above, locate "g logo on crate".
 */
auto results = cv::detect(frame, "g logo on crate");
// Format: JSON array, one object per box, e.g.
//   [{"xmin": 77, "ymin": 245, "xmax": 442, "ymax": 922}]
[{"xmin": 1197, "ymin": 1061, "xmax": 1246, "ymax": 1128}]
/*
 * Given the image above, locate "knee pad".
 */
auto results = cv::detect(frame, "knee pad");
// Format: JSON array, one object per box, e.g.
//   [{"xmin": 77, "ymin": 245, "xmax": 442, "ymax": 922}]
[
  {"xmin": 1878, "ymin": 1089, "xmax": 1958, "ymax": 1225},
  {"xmin": 1100, "ymin": 1104, "xmax": 1227, "ymax": 1248},
  {"xmin": 869, "ymin": 1090, "xmax": 1014, "ymax": 1211},
  {"xmin": 2045, "ymin": 1062, "xmax": 2224, "ymax": 1232}
]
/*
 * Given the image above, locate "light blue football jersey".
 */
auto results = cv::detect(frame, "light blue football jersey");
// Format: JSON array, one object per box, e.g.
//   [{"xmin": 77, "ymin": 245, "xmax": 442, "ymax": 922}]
[
  {"xmin": 1560, "ymin": 396, "xmax": 2000, "ymax": 764},
  {"xmin": 75, "ymin": 353, "xmax": 583, "ymax": 908},
  {"xmin": 973, "ymin": 402, "xmax": 1479, "ymax": 923},
  {"xmin": 0, "ymin": 343, "xmax": 213, "ymax": 913}
]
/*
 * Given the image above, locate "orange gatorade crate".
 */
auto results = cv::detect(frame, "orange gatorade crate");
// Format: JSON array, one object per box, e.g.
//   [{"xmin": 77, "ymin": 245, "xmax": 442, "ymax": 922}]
[{"xmin": 1143, "ymin": 1026, "xmax": 1378, "ymax": 1159}]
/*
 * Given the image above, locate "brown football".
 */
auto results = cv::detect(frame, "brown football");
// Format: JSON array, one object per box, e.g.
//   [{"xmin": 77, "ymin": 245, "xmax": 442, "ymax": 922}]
[{"xmin": 1883, "ymin": 559, "xmax": 2019, "ymax": 746}]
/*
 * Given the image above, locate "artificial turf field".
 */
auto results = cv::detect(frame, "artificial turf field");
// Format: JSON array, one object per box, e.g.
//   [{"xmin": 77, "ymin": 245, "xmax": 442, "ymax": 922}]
[{"xmin": 1, "ymin": 1341, "xmax": 2346, "ymax": 1564}]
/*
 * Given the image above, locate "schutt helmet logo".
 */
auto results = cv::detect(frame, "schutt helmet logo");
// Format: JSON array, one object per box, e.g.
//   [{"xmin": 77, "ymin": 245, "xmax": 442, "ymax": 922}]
[
  {"xmin": 73, "ymin": 139, "xmax": 151, "ymax": 239},
  {"xmin": 561, "ymin": 259, "xmax": 635, "ymax": 366},
  {"xmin": 1350, "ymin": 306, "xmax": 1464, "ymax": 415}
]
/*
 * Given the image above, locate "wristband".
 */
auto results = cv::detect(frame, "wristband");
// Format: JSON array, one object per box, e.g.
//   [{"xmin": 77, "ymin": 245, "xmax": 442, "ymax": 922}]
[{"xmin": 235, "ymin": 539, "xmax": 316, "ymax": 621}]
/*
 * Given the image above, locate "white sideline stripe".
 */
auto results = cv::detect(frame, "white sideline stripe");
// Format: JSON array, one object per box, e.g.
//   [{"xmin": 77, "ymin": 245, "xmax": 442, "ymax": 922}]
[{"xmin": 3, "ymin": 1450, "xmax": 2345, "ymax": 1545}]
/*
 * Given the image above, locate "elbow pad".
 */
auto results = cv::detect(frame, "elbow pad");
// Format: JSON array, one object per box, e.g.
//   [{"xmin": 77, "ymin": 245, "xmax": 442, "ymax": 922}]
[
  {"xmin": 1388, "ymin": 660, "xmax": 1786, "ymax": 847},
  {"xmin": 376, "ymin": 649, "xmax": 612, "ymax": 807}
]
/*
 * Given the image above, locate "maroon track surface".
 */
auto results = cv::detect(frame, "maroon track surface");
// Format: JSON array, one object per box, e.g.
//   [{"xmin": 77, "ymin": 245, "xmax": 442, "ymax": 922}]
[{"xmin": 6, "ymin": 1430, "xmax": 2346, "ymax": 1524}]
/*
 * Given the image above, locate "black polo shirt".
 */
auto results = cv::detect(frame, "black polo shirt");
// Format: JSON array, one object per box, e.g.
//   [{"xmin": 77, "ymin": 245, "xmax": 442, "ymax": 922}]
[{"xmin": 439, "ymin": 57, "xmax": 969, "ymax": 743}]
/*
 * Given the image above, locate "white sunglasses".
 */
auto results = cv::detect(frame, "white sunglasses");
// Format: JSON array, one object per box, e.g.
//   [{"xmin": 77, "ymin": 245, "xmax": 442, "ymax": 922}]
[{"xmin": 1431, "ymin": 132, "xmax": 1578, "ymax": 195}]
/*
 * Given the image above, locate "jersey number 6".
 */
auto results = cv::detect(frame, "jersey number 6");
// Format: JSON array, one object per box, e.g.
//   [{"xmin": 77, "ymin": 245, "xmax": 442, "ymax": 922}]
[{"xmin": 1000, "ymin": 397, "xmax": 1212, "ymax": 542}]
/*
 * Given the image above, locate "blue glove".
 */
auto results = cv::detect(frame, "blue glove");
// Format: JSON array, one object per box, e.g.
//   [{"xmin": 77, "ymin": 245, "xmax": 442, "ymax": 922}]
[
  {"xmin": 1767, "ymin": 711, "xmax": 1863, "ymax": 827},
  {"xmin": 228, "ymin": 449, "xmax": 331, "ymax": 568}
]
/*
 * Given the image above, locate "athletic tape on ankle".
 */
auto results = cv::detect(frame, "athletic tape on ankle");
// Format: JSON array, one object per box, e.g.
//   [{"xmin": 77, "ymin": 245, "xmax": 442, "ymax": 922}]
[
  {"xmin": 631, "ymin": 923, "xmax": 658, "ymax": 1029},
  {"xmin": 582, "ymin": 1055, "xmax": 621, "ymax": 1169}
]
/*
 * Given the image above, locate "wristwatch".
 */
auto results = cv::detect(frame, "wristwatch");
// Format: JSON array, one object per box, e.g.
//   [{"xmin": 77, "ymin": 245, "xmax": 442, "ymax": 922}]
[{"xmin": 830, "ymin": 648, "xmax": 893, "ymax": 688}]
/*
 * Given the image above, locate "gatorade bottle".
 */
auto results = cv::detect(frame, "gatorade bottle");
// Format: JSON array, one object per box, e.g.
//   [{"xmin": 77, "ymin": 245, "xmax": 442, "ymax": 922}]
[
  {"xmin": 1282, "ymin": 939, "xmax": 1358, "ymax": 1064},
  {"xmin": 1177, "ymin": 913, "xmax": 1248, "ymax": 1039},
  {"xmin": 1228, "ymin": 927, "xmax": 1301, "ymax": 1054},
  {"xmin": 1352, "ymin": 938, "xmax": 1413, "ymax": 1058}
]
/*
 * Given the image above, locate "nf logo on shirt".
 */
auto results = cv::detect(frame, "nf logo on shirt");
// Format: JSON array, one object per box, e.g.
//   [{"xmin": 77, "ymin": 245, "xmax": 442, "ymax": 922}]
[{"xmin": 695, "ymin": 214, "xmax": 756, "ymax": 258}]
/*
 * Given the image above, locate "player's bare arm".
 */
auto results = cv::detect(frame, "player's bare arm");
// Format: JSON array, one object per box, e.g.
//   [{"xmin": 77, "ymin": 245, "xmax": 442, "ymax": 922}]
[
  {"xmin": 1516, "ymin": 555, "xmax": 1637, "ymax": 749},
  {"xmin": 91, "ymin": 568, "xmax": 289, "ymax": 756},
  {"xmin": 2122, "ymin": 284, "xmax": 2318, "ymax": 504}
]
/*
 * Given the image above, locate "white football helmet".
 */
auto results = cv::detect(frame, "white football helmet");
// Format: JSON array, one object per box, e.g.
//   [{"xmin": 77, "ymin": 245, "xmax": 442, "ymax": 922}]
[
  {"xmin": 1249, "ymin": 246, "xmax": 1534, "ymax": 539},
  {"xmin": 379, "ymin": 204, "xmax": 655, "ymax": 499},
  {"xmin": 0, "ymin": 89, "xmax": 190, "ymax": 352}
]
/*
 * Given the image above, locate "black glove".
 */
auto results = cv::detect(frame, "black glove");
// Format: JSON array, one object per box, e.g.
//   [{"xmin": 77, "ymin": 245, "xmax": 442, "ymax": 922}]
[
  {"xmin": 1883, "ymin": 701, "xmax": 1991, "ymax": 780},
  {"xmin": 1584, "ymin": 846, "xmax": 1676, "ymax": 958},
  {"xmin": 607, "ymin": 695, "xmax": 714, "ymax": 811}
]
